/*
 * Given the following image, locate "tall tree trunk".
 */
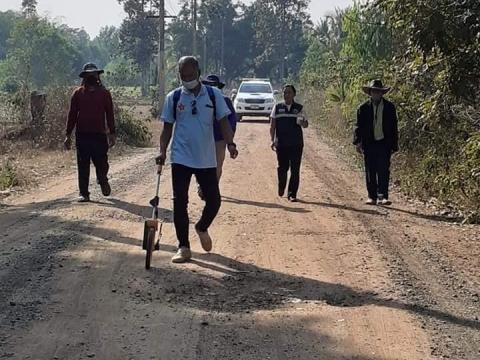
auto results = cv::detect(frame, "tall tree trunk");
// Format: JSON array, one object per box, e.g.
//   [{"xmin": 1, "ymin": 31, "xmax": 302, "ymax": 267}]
[{"xmin": 141, "ymin": 67, "xmax": 148, "ymax": 97}]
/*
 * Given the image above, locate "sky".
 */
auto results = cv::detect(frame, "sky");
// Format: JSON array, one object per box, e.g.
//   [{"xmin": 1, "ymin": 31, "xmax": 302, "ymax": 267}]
[{"xmin": 0, "ymin": 0, "xmax": 352, "ymax": 38}]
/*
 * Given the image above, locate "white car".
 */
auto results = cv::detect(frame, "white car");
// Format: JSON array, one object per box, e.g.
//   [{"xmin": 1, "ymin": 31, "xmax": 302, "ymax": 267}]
[{"xmin": 233, "ymin": 79, "xmax": 278, "ymax": 121}]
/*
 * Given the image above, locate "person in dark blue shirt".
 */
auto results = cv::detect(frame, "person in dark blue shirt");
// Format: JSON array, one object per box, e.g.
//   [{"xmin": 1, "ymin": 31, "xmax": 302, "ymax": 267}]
[
  {"xmin": 196, "ymin": 74, "xmax": 238, "ymax": 201},
  {"xmin": 202, "ymin": 74, "xmax": 238, "ymax": 181}
]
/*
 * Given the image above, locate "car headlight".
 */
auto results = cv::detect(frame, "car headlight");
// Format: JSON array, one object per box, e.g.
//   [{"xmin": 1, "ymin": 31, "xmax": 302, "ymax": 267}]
[
  {"xmin": 265, "ymin": 98, "xmax": 274, "ymax": 104},
  {"xmin": 236, "ymin": 98, "xmax": 246, "ymax": 103}
]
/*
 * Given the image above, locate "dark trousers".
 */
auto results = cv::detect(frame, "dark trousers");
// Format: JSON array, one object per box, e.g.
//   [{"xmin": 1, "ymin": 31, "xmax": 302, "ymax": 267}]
[
  {"xmin": 76, "ymin": 133, "xmax": 109, "ymax": 197},
  {"xmin": 172, "ymin": 164, "xmax": 221, "ymax": 249},
  {"xmin": 277, "ymin": 145, "xmax": 303, "ymax": 198},
  {"xmin": 363, "ymin": 140, "xmax": 391, "ymax": 200}
]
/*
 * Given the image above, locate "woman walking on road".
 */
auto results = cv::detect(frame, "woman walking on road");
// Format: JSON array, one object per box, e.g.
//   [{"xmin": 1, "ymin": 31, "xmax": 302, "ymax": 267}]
[{"xmin": 270, "ymin": 84, "xmax": 308, "ymax": 202}]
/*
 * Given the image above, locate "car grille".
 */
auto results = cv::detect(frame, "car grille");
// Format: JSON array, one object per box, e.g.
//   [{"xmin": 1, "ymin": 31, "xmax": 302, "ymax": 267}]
[
  {"xmin": 245, "ymin": 99, "xmax": 266, "ymax": 104},
  {"xmin": 245, "ymin": 106, "xmax": 265, "ymax": 111}
]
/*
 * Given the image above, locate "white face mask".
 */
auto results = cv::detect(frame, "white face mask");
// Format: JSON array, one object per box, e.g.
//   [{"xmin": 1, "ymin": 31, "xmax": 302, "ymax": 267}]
[{"xmin": 182, "ymin": 79, "xmax": 199, "ymax": 90}]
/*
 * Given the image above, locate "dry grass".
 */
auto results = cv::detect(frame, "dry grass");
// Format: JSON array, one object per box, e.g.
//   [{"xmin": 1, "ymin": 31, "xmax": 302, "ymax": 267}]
[
  {"xmin": 0, "ymin": 139, "xmax": 75, "ymax": 194},
  {"xmin": 0, "ymin": 99, "xmax": 157, "ymax": 196}
]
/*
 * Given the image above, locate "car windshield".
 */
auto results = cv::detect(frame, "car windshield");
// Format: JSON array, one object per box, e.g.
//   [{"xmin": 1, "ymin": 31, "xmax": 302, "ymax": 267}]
[{"xmin": 239, "ymin": 83, "xmax": 272, "ymax": 94}]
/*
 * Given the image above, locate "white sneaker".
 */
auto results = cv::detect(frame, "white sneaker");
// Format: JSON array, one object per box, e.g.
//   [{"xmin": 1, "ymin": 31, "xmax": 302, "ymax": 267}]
[
  {"xmin": 171, "ymin": 247, "xmax": 192, "ymax": 263},
  {"xmin": 365, "ymin": 198, "xmax": 376, "ymax": 205},
  {"xmin": 378, "ymin": 198, "xmax": 392, "ymax": 206},
  {"xmin": 195, "ymin": 227, "xmax": 212, "ymax": 252}
]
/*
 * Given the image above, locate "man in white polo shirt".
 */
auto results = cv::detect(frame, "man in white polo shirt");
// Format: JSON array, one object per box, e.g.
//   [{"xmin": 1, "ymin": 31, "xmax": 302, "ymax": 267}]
[{"xmin": 156, "ymin": 56, "xmax": 238, "ymax": 263}]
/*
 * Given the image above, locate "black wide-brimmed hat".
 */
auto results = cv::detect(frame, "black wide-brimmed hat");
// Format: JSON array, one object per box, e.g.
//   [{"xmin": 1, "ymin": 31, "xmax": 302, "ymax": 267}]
[
  {"xmin": 79, "ymin": 62, "xmax": 104, "ymax": 78},
  {"xmin": 202, "ymin": 74, "xmax": 225, "ymax": 89},
  {"xmin": 362, "ymin": 79, "xmax": 391, "ymax": 95}
]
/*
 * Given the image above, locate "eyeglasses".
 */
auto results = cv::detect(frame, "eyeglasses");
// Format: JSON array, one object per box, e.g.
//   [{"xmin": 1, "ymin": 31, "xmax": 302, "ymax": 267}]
[{"xmin": 191, "ymin": 100, "xmax": 197, "ymax": 115}]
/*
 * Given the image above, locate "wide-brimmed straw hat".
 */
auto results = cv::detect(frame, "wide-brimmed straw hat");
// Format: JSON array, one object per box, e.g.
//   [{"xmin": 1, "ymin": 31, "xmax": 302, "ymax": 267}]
[{"xmin": 362, "ymin": 79, "xmax": 390, "ymax": 95}]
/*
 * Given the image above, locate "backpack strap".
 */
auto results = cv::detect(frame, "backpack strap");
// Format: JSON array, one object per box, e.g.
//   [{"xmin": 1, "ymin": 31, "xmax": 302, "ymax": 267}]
[
  {"xmin": 172, "ymin": 88, "xmax": 182, "ymax": 121},
  {"xmin": 205, "ymin": 85, "xmax": 217, "ymax": 121}
]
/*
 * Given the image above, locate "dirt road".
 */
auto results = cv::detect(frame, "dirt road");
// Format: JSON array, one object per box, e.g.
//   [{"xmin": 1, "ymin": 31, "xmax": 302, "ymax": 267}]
[{"xmin": 0, "ymin": 121, "xmax": 478, "ymax": 360}]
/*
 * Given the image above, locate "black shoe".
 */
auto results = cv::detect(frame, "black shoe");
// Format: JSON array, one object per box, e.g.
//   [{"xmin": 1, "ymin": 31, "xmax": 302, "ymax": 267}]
[
  {"xmin": 100, "ymin": 181, "xmax": 111, "ymax": 196},
  {"xmin": 288, "ymin": 195, "xmax": 298, "ymax": 202},
  {"xmin": 78, "ymin": 195, "xmax": 90, "ymax": 203}
]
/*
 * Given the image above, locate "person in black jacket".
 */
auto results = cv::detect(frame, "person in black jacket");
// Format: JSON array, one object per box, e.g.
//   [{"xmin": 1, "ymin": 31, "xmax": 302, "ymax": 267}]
[
  {"xmin": 353, "ymin": 79, "xmax": 398, "ymax": 205},
  {"xmin": 270, "ymin": 84, "xmax": 308, "ymax": 202}
]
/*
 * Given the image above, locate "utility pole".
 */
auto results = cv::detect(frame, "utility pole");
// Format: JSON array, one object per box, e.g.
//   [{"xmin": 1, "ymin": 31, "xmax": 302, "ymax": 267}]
[
  {"xmin": 158, "ymin": 0, "xmax": 166, "ymax": 114},
  {"xmin": 203, "ymin": 32, "xmax": 207, "ymax": 71},
  {"xmin": 280, "ymin": 1, "xmax": 286, "ymax": 81},
  {"xmin": 192, "ymin": 0, "xmax": 198, "ymax": 57},
  {"xmin": 147, "ymin": 1, "xmax": 176, "ymax": 114},
  {"xmin": 220, "ymin": 16, "xmax": 225, "ymax": 76}
]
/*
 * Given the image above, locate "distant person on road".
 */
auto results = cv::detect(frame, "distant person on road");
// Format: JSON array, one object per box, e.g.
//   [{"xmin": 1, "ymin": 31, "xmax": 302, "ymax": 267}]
[
  {"xmin": 270, "ymin": 84, "xmax": 308, "ymax": 202},
  {"xmin": 157, "ymin": 56, "xmax": 238, "ymax": 264},
  {"xmin": 196, "ymin": 74, "xmax": 237, "ymax": 200},
  {"xmin": 354, "ymin": 79, "xmax": 399, "ymax": 205},
  {"xmin": 64, "ymin": 63, "xmax": 116, "ymax": 203}
]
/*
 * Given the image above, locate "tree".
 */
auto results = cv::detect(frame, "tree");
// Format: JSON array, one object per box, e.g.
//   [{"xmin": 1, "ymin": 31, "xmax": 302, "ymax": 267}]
[
  {"xmin": 0, "ymin": 11, "xmax": 20, "ymax": 60},
  {"xmin": 167, "ymin": 1, "xmax": 194, "ymax": 60},
  {"xmin": 250, "ymin": 0, "xmax": 311, "ymax": 80},
  {"xmin": 197, "ymin": 0, "xmax": 237, "ymax": 76},
  {"xmin": 166, "ymin": 0, "xmax": 311, "ymax": 82},
  {"xmin": 59, "ymin": 26, "xmax": 96, "ymax": 73},
  {"xmin": 104, "ymin": 56, "xmax": 141, "ymax": 87},
  {"xmin": 0, "ymin": 16, "xmax": 78, "ymax": 91},
  {"xmin": 118, "ymin": 0, "xmax": 157, "ymax": 95},
  {"xmin": 377, "ymin": 0, "xmax": 480, "ymax": 103},
  {"xmin": 93, "ymin": 26, "xmax": 121, "ymax": 67},
  {"xmin": 21, "ymin": 0, "xmax": 37, "ymax": 17}
]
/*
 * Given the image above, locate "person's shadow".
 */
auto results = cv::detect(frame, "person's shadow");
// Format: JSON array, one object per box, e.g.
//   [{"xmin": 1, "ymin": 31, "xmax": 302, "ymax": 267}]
[
  {"xmin": 140, "ymin": 243, "xmax": 480, "ymax": 334},
  {"xmin": 222, "ymin": 196, "xmax": 311, "ymax": 213},
  {"xmin": 296, "ymin": 199, "xmax": 385, "ymax": 216},
  {"xmin": 106, "ymin": 198, "xmax": 173, "ymax": 222},
  {"xmin": 2, "ymin": 202, "xmax": 478, "ymax": 359}
]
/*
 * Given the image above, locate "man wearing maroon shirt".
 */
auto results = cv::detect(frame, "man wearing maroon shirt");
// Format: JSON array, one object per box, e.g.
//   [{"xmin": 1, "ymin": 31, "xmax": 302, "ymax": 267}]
[{"xmin": 64, "ymin": 63, "xmax": 116, "ymax": 202}]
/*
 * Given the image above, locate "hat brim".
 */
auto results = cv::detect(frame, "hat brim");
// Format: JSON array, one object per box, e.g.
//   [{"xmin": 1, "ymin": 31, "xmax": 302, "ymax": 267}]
[
  {"xmin": 79, "ymin": 69, "xmax": 104, "ymax": 78},
  {"xmin": 362, "ymin": 86, "xmax": 390, "ymax": 95},
  {"xmin": 202, "ymin": 80, "xmax": 225, "ymax": 89}
]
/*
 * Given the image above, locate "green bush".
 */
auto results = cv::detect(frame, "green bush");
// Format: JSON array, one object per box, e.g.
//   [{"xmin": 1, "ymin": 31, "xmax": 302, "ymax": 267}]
[
  {"xmin": 115, "ymin": 105, "xmax": 152, "ymax": 147},
  {"xmin": 0, "ymin": 161, "xmax": 18, "ymax": 190}
]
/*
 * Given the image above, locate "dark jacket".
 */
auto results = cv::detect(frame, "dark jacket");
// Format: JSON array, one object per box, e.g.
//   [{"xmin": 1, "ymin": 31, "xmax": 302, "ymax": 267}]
[{"xmin": 353, "ymin": 98, "xmax": 398, "ymax": 152}]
